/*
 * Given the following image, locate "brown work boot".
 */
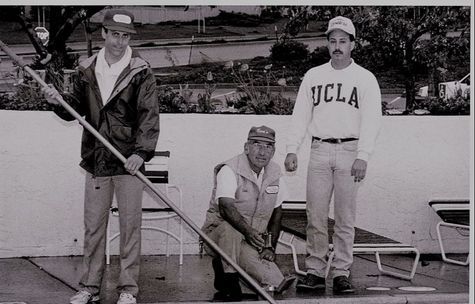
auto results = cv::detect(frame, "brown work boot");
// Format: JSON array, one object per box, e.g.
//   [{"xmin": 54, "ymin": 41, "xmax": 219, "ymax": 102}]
[
  {"xmin": 275, "ymin": 275, "xmax": 297, "ymax": 294},
  {"xmin": 212, "ymin": 272, "xmax": 243, "ymax": 302},
  {"xmin": 333, "ymin": 275, "xmax": 355, "ymax": 294},
  {"xmin": 296, "ymin": 273, "xmax": 326, "ymax": 290},
  {"xmin": 212, "ymin": 257, "xmax": 225, "ymax": 291}
]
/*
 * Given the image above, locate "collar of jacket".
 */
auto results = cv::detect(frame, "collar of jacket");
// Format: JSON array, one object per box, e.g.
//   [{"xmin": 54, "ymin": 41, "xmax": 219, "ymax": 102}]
[
  {"xmin": 234, "ymin": 153, "xmax": 282, "ymax": 189},
  {"xmin": 78, "ymin": 48, "xmax": 150, "ymax": 104}
]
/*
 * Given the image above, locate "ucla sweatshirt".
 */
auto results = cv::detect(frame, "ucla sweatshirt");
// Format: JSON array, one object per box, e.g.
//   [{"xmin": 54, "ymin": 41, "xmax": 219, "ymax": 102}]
[{"xmin": 286, "ymin": 60, "xmax": 382, "ymax": 162}]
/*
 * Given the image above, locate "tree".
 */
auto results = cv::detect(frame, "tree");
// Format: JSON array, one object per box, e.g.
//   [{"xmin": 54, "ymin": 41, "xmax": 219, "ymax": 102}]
[
  {"xmin": 271, "ymin": 5, "xmax": 470, "ymax": 112},
  {"xmin": 350, "ymin": 6, "xmax": 470, "ymax": 111},
  {"xmin": 17, "ymin": 6, "xmax": 104, "ymax": 89}
]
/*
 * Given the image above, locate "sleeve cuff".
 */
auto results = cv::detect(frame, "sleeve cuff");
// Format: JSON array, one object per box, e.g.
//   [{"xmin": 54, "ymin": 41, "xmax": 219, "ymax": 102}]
[
  {"xmin": 134, "ymin": 151, "xmax": 149, "ymax": 162},
  {"xmin": 356, "ymin": 151, "xmax": 370, "ymax": 162},
  {"xmin": 286, "ymin": 145, "xmax": 298, "ymax": 154}
]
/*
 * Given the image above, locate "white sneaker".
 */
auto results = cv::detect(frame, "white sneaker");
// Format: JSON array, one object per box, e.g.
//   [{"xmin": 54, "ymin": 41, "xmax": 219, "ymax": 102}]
[
  {"xmin": 69, "ymin": 290, "xmax": 100, "ymax": 304},
  {"xmin": 117, "ymin": 292, "xmax": 137, "ymax": 304}
]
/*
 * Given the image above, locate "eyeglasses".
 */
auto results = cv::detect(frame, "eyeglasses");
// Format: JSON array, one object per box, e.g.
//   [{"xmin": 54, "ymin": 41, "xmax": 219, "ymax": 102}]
[{"xmin": 250, "ymin": 142, "xmax": 275, "ymax": 152}]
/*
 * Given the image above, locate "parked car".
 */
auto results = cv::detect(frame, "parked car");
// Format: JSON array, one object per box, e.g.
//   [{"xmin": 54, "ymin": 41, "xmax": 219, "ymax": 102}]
[{"xmin": 417, "ymin": 73, "xmax": 470, "ymax": 100}]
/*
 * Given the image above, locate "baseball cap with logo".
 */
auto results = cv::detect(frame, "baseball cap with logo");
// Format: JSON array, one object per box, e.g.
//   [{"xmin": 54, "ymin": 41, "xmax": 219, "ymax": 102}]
[
  {"xmin": 102, "ymin": 9, "xmax": 136, "ymax": 34},
  {"xmin": 325, "ymin": 16, "xmax": 356, "ymax": 38},
  {"xmin": 248, "ymin": 125, "xmax": 276, "ymax": 143}
]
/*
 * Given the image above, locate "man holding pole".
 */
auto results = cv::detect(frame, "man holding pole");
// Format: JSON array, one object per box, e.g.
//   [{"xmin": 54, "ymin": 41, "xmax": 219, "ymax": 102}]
[
  {"xmin": 202, "ymin": 126, "xmax": 295, "ymax": 301},
  {"xmin": 42, "ymin": 9, "xmax": 159, "ymax": 304}
]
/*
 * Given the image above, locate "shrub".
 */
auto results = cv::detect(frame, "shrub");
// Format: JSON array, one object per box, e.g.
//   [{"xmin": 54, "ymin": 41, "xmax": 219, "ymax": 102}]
[
  {"xmin": 228, "ymin": 90, "xmax": 293, "ymax": 115},
  {"xmin": 206, "ymin": 11, "xmax": 262, "ymax": 27},
  {"xmin": 308, "ymin": 46, "xmax": 330, "ymax": 67},
  {"xmin": 267, "ymin": 94, "xmax": 295, "ymax": 115},
  {"xmin": 418, "ymin": 95, "xmax": 470, "ymax": 115},
  {"xmin": 270, "ymin": 39, "xmax": 309, "ymax": 62},
  {"xmin": 197, "ymin": 80, "xmax": 217, "ymax": 113},
  {"xmin": 157, "ymin": 85, "xmax": 190, "ymax": 113},
  {"xmin": 259, "ymin": 8, "xmax": 283, "ymax": 22},
  {"xmin": 0, "ymin": 81, "xmax": 53, "ymax": 111}
]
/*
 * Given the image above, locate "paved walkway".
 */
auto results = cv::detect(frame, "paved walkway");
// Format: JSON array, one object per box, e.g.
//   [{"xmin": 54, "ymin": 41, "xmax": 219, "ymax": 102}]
[{"xmin": 0, "ymin": 254, "xmax": 469, "ymax": 304}]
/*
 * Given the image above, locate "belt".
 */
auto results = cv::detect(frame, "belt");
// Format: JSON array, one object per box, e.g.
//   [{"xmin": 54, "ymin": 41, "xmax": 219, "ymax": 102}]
[{"xmin": 312, "ymin": 137, "xmax": 358, "ymax": 144}]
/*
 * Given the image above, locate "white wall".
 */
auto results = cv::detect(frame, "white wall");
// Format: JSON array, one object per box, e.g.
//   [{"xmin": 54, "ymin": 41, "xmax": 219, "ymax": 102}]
[{"xmin": 0, "ymin": 111, "xmax": 471, "ymax": 258}]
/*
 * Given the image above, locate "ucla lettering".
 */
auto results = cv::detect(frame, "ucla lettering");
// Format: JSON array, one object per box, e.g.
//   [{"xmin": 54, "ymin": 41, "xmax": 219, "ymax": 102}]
[
  {"xmin": 348, "ymin": 87, "xmax": 359, "ymax": 108},
  {"xmin": 311, "ymin": 86, "xmax": 316, "ymax": 105},
  {"xmin": 336, "ymin": 83, "xmax": 346, "ymax": 103},
  {"xmin": 312, "ymin": 85, "xmax": 322, "ymax": 106},
  {"xmin": 311, "ymin": 83, "xmax": 358, "ymax": 109},
  {"xmin": 324, "ymin": 84, "xmax": 334, "ymax": 102}
]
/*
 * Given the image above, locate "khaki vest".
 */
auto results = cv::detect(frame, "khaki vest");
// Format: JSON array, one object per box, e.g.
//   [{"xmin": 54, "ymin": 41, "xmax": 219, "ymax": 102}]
[{"xmin": 202, "ymin": 153, "xmax": 282, "ymax": 235}]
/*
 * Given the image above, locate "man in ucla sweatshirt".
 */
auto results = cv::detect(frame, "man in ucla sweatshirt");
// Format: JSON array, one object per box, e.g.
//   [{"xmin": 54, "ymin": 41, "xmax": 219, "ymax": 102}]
[{"xmin": 284, "ymin": 16, "xmax": 382, "ymax": 294}]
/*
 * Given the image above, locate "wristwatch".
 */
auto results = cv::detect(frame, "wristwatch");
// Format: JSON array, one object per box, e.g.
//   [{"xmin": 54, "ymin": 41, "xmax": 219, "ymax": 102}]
[
  {"xmin": 264, "ymin": 245, "xmax": 275, "ymax": 253},
  {"xmin": 262, "ymin": 232, "xmax": 275, "ymax": 252}
]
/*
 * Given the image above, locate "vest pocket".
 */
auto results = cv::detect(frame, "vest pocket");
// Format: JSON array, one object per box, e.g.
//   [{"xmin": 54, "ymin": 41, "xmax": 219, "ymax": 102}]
[{"xmin": 265, "ymin": 185, "xmax": 279, "ymax": 194}]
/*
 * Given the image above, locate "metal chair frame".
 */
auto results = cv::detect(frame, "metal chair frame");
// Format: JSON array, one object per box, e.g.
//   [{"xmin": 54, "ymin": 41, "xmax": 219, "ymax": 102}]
[
  {"xmin": 429, "ymin": 199, "xmax": 470, "ymax": 266},
  {"xmin": 278, "ymin": 201, "xmax": 420, "ymax": 280},
  {"xmin": 106, "ymin": 151, "xmax": 184, "ymax": 265}
]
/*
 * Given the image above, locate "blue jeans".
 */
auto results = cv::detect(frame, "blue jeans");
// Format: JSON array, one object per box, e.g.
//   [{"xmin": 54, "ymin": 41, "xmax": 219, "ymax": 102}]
[{"xmin": 304, "ymin": 140, "xmax": 359, "ymax": 278}]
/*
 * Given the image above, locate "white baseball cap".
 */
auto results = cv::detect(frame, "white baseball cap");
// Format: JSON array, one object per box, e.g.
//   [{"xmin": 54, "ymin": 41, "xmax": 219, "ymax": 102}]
[
  {"xmin": 103, "ymin": 9, "xmax": 136, "ymax": 34},
  {"xmin": 325, "ymin": 16, "xmax": 356, "ymax": 38}
]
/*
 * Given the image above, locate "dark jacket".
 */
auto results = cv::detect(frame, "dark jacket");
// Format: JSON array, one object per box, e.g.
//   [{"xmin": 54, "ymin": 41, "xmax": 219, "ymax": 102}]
[{"xmin": 53, "ymin": 49, "xmax": 160, "ymax": 176}]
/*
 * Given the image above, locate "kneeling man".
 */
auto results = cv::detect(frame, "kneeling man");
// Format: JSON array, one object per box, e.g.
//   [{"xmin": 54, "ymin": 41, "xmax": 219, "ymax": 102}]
[{"xmin": 202, "ymin": 125, "xmax": 295, "ymax": 301}]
